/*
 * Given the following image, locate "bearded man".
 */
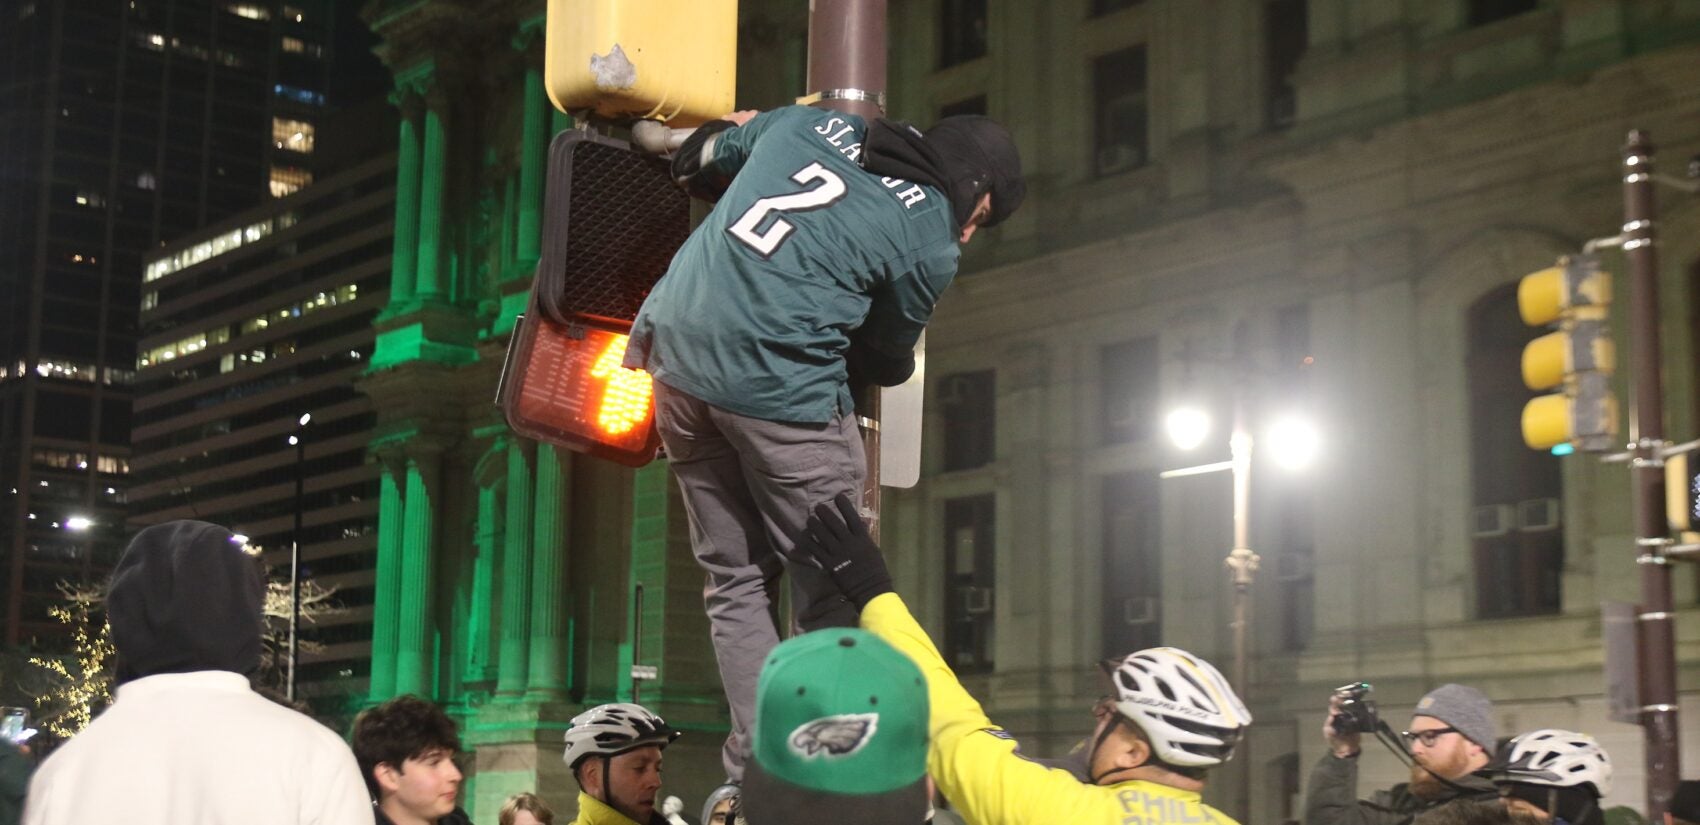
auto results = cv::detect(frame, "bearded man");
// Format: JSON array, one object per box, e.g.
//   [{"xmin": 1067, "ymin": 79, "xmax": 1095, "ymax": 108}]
[{"xmin": 1306, "ymin": 684, "xmax": 1500, "ymax": 825}]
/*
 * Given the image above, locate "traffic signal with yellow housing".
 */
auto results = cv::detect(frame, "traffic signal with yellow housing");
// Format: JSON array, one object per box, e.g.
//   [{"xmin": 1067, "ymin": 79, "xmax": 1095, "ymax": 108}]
[
  {"xmin": 1517, "ymin": 254, "xmax": 1618, "ymax": 452},
  {"xmin": 545, "ymin": 0, "xmax": 737, "ymax": 126}
]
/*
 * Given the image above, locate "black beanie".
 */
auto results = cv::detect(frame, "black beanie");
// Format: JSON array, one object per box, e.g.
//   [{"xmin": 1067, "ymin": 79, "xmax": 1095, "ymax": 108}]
[
  {"xmin": 862, "ymin": 115, "xmax": 1026, "ymax": 230},
  {"xmin": 108, "ymin": 520, "xmax": 266, "ymax": 684}
]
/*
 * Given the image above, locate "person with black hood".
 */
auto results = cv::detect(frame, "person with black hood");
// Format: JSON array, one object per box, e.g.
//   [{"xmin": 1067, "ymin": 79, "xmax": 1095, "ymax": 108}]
[
  {"xmin": 21, "ymin": 519, "xmax": 371, "ymax": 825},
  {"xmin": 621, "ymin": 103, "xmax": 1024, "ymax": 785}
]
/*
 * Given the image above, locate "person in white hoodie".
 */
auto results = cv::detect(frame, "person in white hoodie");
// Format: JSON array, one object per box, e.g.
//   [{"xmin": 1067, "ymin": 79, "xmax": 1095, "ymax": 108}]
[{"xmin": 23, "ymin": 519, "xmax": 372, "ymax": 825}]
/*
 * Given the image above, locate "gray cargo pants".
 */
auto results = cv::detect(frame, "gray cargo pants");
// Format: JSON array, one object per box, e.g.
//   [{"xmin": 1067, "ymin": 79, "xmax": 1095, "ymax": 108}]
[{"xmin": 652, "ymin": 382, "xmax": 863, "ymax": 782}]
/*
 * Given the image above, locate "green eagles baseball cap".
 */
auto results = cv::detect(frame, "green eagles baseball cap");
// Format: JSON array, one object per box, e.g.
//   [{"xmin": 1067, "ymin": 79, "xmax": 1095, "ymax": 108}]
[{"xmin": 742, "ymin": 629, "xmax": 930, "ymax": 825}]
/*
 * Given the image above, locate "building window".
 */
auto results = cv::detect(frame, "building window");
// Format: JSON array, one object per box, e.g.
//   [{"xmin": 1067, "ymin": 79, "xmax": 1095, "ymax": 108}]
[
  {"xmin": 943, "ymin": 495, "xmax": 996, "ymax": 673},
  {"xmin": 1272, "ymin": 303, "xmax": 1316, "ymax": 649},
  {"xmin": 1467, "ymin": 0, "xmax": 1538, "ymax": 26},
  {"xmin": 273, "ymin": 84, "xmax": 325, "ymax": 106},
  {"xmin": 1265, "ymin": 0, "xmax": 1307, "ymax": 130},
  {"xmin": 939, "ymin": 0, "xmax": 988, "ymax": 69},
  {"xmin": 282, "ymin": 4, "xmax": 304, "ymax": 21},
  {"xmin": 1091, "ymin": 0, "xmax": 1143, "ymax": 15},
  {"xmin": 940, "ymin": 95, "xmax": 987, "ymax": 120},
  {"xmin": 939, "ymin": 371, "xmax": 996, "ymax": 471},
  {"xmin": 281, "ymin": 36, "xmax": 305, "ymax": 53},
  {"xmin": 272, "ymin": 117, "xmax": 315, "ymax": 153},
  {"xmin": 1102, "ymin": 472, "xmax": 1161, "ymax": 657},
  {"xmin": 1467, "ymin": 283, "xmax": 1563, "ymax": 618},
  {"xmin": 1100, "ymin": 336, "xmax": 1158, "ymax": 445},
  {"xmin": 269, "ymin": 166, "xmax": 311, "ymax": 198},
  {"xmin": 1092, "ymin": 46, "xmax": 1149, "ymax": 176},
  {"xmin": 226, "ymin": 3, "xmax": 269, "ymax": 20}
]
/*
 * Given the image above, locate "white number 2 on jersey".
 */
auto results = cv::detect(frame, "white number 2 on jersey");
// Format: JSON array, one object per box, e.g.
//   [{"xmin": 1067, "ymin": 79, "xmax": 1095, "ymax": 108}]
[{"xmin": 726, "ymin": 162, "xmax": 848, "ymax": 258}]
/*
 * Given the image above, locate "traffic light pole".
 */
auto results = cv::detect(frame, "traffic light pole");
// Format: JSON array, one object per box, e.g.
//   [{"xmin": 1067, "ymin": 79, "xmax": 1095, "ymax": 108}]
[
  {"xmin": 1623, "ymin": 130, "xmax": 1680, "ymax": 822},
  {"xmin": 804, "ymin": 0, "xmax": 888, "ymax": 539}
]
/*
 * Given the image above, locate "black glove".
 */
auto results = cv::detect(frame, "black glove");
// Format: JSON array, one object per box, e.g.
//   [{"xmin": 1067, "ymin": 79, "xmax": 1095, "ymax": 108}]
[
  {"xmin": 796, "ymin": 493, "xmax": 894, "ymax": 610},
  {"xmin": 670, "ymin": 119, "xmax": 738, "ymax": 202},
  {"xmin": 845, "ymin": 336, "xmax": 916, "ymax": 389}
]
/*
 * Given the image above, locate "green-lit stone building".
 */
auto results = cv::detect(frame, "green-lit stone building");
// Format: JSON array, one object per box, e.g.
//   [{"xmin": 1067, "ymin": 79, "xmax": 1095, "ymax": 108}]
[{"xmin": 353, "ymin": 0, "xmax": 1700, "ymax": 822}]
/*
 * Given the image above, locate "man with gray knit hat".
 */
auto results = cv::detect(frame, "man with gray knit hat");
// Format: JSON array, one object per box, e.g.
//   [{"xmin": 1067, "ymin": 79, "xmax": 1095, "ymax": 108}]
[{"xmin": 1305, "ymin": 683, "xmax": 1500, "ymax": 825}]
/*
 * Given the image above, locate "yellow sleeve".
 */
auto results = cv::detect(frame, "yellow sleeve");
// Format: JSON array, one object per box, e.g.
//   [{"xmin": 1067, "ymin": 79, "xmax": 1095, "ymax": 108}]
[{"xmin": 861, "ymin": 593, "xmax": 1104, "ymax": 824}]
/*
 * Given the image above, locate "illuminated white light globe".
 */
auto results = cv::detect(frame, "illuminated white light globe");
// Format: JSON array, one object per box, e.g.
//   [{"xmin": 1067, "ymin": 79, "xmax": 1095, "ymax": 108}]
[
  {"xmin": 64, "ymin": 515, "xmax": 93, "ymax": 531},
  {"xmin": 1266, "ymin": 415, "xmax": 1322, "ymax": 471},
  {"xmin": 1165, "ymin": 407, "xmax": 1212, "ymax": 451},
  {"xmin": 298, "ymin": 413, "xmax": 312, "ymax": 426}
]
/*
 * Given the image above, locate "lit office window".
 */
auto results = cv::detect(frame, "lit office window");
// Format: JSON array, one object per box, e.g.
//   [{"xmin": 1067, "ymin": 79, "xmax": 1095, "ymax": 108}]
[
  {"xmin": 272, "ymin": 117, "xmax": 315, "ymax": 153},
  {"xmin": 226, "ymin": 3, "xmax": 270, "ymax": 20},
  {"xmin": 269, "ymin": 166, "xmax": 312, "ymax": 198},
  {"xmin": 281, "ymin": 36, "xmax": 305, "ymax": 53},
  {"xmin": 282, "ymin": 4, "xmax": 303, "ymax": 21},
  {"xmin": 144, "ymin": 219, "xmax": 274, "ymax": 282}
]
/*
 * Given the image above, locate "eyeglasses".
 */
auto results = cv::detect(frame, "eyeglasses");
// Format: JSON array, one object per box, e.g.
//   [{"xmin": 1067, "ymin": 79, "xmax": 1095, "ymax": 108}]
[{"xmin": 1400, "ymin": 727, "xmax": 1460, "ymax": 747}]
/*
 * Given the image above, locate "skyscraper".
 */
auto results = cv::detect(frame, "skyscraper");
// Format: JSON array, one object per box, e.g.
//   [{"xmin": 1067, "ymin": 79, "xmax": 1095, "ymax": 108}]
[
  {"xmin": 129, "ymin": 149, "xmax": 394, "ymax": 707},
  {"xmin": 0, "ymin": 0, "xmax": 368, "ymax": 646}
]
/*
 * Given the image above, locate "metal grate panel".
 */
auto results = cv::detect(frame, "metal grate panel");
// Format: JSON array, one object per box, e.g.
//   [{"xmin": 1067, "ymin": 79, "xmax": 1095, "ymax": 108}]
[{"xmin": 534, "ymin": 132, "xmax": 691, "ymax": 326}]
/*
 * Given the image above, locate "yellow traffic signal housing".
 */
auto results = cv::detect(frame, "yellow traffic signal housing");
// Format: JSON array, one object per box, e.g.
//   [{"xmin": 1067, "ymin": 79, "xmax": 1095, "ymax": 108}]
[
  {"xmin": 1517, "ymin": 255, "xmax": 1618, "ymax": 452},
  {"xmin": 545, "ymin": 0, "xmax": 737, "ymax": 126}
]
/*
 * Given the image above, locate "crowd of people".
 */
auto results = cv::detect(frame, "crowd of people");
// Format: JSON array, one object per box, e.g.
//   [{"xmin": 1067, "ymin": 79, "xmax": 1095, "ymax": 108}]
[{"xmin": 6, "ymin": 102, "xmax": 1700, "ymax": 825}]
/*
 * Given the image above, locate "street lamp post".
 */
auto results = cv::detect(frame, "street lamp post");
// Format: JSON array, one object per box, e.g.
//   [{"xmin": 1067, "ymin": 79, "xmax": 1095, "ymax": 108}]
[
  {"xmin": 1225, "ymin": 397, "xmax": 1257, "ymax": 695},
  {"xmin": 286, "ymin": 412, "xmax": 310, "ymax": 703},
  {"xmin": 1162, "ymin": 390, "xmax": 1318, "ymax": 821}
]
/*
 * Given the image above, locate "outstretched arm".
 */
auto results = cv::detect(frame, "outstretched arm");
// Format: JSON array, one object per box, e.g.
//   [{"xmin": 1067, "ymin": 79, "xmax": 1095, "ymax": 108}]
[
  {"xmin": 668, "ymin": 108, "xmax": 789, "ymax": 201},
  {"xmin": 796, "ymin": 495, "xmax": 1103, "ymax": 825}
]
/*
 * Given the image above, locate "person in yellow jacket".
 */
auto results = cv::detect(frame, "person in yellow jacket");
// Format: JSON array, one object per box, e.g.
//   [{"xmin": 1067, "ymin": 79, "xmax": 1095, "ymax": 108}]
[
  {"xmin": 561, "ymin": 704, "xmax": 680, "ymax": 825},
  {"xmin": 795, "ymin": 493, "xmax": 1253, "ymax": 825}
]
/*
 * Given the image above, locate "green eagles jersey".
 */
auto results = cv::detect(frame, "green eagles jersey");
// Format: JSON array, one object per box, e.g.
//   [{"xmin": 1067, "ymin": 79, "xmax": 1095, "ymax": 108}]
[{"xmin": 624, "ymin": 106, "xmax": 960, "ymax": 424}]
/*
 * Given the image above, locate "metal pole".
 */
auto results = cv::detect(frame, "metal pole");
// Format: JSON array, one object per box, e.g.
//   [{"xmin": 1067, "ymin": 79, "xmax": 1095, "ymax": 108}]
[
  {"xmin": 287, "ymin": 420, "xmax": 305, "ymax": 703},
  {"xmin": 805, "ymin": 0, "xmax": 887, "ymax": 539},
  {"xmin": 1623, "ymin": 130, "xmax": 1679, "ymax": 821},
  {"xmin": 1225, "ymin": 389, "xmax": 1258, "ymax": 821},
  {"xmin": 632, "ymin": 582, "xmax": 645, "ymax": 704}
]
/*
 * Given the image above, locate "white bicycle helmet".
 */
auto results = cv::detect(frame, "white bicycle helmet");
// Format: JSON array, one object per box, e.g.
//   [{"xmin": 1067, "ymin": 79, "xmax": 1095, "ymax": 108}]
[
  {"xmin": 1497, "ymin": 729, "xmax": 1613, "ymax": 797},
  {"xmin": 562, "ymin": 703, "xmax": 681, "ymax": 770},
  {"xmin": 1102, "ymin": 647, "xmax": 1252, "ymax": 767}
]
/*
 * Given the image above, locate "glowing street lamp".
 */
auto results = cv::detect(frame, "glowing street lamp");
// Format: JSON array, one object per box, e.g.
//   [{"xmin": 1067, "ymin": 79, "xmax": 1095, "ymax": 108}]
[
  {"xmin": 1165, "ymin": 406, "xmax": 1212, "ymax": 452},
  {"xmin": 1265, "ymin": 414, "xmax": 1323, "ymax": 471},
  {"xmin": 64, "ymin": 516, "xmax": 92, "ymax": 531}
]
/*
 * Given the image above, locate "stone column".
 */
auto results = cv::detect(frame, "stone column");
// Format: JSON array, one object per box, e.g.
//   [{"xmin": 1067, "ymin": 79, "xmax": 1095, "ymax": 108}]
[
  {"xmin": 515, "ymin": 36, "xmax": 546, "ymax": 268},
  {"xmin": 497, "ymin": 439, "xmax": 534, "ymax": 697},
  {"xmin": 387, "ymin": 94, "xmax": 422, "ymax": 309},
  {"xmin": 368, "ymin": 457, "xmax": 405, "ymax": 700},
  {"xmin": 526, "ymin": 445, "xmax": 569, "ymax": 699},
  {"xmin": 395, "ymin": 451, "xmax": 440, "ymax": 697},
  {"xmin": 415, "ymin": 93, "xmax": 449, "ymax": 301}
]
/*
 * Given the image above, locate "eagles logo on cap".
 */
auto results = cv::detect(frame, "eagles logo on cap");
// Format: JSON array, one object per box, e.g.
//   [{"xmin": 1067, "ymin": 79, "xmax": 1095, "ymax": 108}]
[
  {"xmin": 744, "ymin": 628, "xmax": 930, "ymax": 822},
  {"xmin": 790, "ymin": 713, "xmax": 878, "ymax": 759}
]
